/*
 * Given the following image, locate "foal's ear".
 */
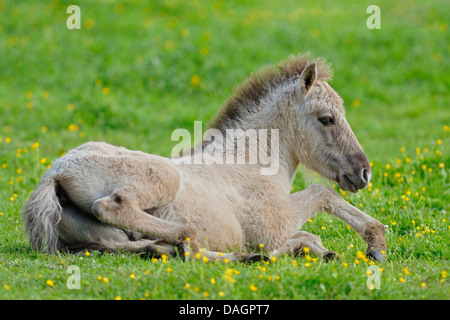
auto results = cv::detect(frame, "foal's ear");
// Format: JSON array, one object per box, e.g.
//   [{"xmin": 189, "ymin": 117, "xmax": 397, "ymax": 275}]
[{"xmin": 299, "ymin": 62, "xmax": 318, "ymax": 96}]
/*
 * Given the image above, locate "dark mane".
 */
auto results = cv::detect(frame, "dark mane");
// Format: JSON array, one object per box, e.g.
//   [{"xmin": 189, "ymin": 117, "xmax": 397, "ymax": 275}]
[{"xmin": 208, "ymin": 53, "xmax": 332, "ymax": 131}]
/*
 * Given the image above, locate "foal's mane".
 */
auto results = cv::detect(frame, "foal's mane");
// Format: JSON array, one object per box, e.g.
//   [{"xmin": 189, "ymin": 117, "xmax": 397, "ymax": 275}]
[{"xmin": 208, "ymin": 54, "xmax": 332, "ymax": 131}]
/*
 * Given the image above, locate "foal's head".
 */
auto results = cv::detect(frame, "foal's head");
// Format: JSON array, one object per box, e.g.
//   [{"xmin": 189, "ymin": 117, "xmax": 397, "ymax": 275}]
[
  {"xmin": 293, "ymin": 62, "xmax": 371, "ymax": 192},
  {"xmin": 209, "ymin": 54, "xmax": 371, "ymax": 191}
]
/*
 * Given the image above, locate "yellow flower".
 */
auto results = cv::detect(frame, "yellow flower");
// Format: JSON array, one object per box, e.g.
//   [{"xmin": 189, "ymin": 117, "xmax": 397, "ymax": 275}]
[
  {"xmin": 46, "ymin": 279, "xmax": 54, "ymax": 287},
  {"xmin": 102, "ymin": 277, "xmax": 109, "ymax": 283},
  {"xmin": 203, "ymin": 292, "xmax": 209, "ymax": 298},
  {"xmin": 259, "ymin": 243, "xmax": 264, "ymax": 249},
  {"xmin": 130, "ymin": 273, "xmax": 136, "ymax": 279},
  {"xmin": 342, "ymin": 262, "xmax": 349, "ymax": 268},
  {"xmin": 84, "ymin": 18, "xmax": 95, "ymax": 30},
  {"xmin": 67, "ymin": 103, "xmax": 75, "ymax": 111},
  {"xmin": 210, "ymin": 278, "xmax": 216, "ymax": 284},
  {"xmin": 303, "ymin": 247, "xmax": 310, "ymax": 253},
  {"xmin": 84, "ymin": 251, "xmax": 90, "ymax": 257},
  {"xmin": 218, "ymin": 291, "xmax": 225, "ymax": 297},
  {"xmin": 305, "ymin": 262, "xmax": 311, "ymax": 268},
  {"xmin": 356, "ymin": 251, "xmax": 366, "ymax": 260},
  {"xmin": 399, "ymin": 277, "xmax": 406, "ymax": 283},
  {"xmin": 249, "ymin": 284, "xmax": 258, "ymax": 292},
  {"xmin": 114, "ymin": 296, "xmax": 122, "ymax": 300},
  {"xmin": 102, "ymin": 87, "xmax": 110, "ymax": 95},
  {"xmin": 352, "ymin": 99, "xmax": 361, "ymax": 107},
  {"xmin": 190, "ymin": 75, "xmax": 201, "ymax": 87},
  {"xmin": 68, "ymin": 123, "xmax": 80, "ymax": 132},
  {"xmin": 439, "ymin": 163, "xmax": 445, "ymax": 168},
  {"xmin": 436, "ymin": 139, "xmax": 442, "ymax": 145},
  {"xmin": 292, "ymin": 260, "xmax": 298, "ymax": 266},
  {"xmin": 3, "ymin": 284, "xmax": 10, "ymax": 290},
  {"xmin": 166, "ymin": 268, "xmax": 173, "ymax": 273},
  {"xmin": 199, "ymin": 47, "xmax": 209, "ymax": 56},
  {"xmin": 402, "ymin": 268, "xmax": 410, "ymax": 275},
  {"xmin": 184, "ymin": 283, "xmax": 191, "ymax": 289},
  {"xmin": 385, "ymin": 164, "xmax": 391, "ymax": 170},
  {"xmin": 180, "ymin": 28, "xmax": 189, "ymax": 37}
]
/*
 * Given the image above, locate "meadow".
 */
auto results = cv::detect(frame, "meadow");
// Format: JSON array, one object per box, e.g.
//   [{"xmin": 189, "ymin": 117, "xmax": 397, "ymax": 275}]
[{"xmin": 0, "ymin": 0, "xmax": 448, "ymax": 300}]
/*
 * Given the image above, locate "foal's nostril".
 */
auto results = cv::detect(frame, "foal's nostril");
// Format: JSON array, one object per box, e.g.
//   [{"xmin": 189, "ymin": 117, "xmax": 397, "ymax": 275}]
[{"xmin": 361, "ymin": 168, "xmax": 369, "ymax": 184}]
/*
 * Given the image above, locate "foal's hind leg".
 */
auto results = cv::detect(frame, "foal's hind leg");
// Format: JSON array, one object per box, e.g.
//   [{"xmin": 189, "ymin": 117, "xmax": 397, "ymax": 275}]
[
  {"xmin": 57, "ymin": 204, "xmax": 180, "ymax": 258},
  {"xmin": 91, "ymin": 159, "xmax": 197, "ymax": 249},
  {"xmin": 289, "ymin": 184, "xmax": 387, "ymax": 261},
  {"xmin": 92, "ymin": 197, "xmax": 194, "ymax": 245}
]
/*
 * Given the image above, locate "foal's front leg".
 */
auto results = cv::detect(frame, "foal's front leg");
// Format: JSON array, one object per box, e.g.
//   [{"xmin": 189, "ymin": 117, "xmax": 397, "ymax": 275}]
[
  {"xmin": 276, "ymin": 231, "xmax": 339, "ymax": 261},
  {"xmin": 289, "ymin": 184, "xmax": 387, "ymax": 261}
]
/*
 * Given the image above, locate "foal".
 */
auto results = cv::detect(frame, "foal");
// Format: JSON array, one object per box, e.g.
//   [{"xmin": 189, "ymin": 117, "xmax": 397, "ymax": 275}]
[{"xmin": 22, "ymin": 54, "xmax": 387, "ymax": 262}]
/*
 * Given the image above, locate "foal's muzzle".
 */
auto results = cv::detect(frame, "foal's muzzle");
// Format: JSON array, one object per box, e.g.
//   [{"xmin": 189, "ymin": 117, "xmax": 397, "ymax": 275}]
[{"xmin": 337, "ymin": 153, "xmax": 371, "ymax": 193}]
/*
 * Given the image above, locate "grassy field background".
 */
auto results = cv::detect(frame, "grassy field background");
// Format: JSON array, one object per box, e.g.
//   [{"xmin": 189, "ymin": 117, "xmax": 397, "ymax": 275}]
[{"xmin": 0, "ymin": 0, "xmax": 448, "ymax": 300}]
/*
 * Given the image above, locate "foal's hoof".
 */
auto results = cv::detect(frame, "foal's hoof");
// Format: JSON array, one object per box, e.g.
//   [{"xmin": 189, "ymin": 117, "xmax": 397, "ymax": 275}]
[
  {"xmin": 242, "ymin": 254, "xmax": 270, "ymax": 264},
  {"xmin": 366, "ymin": 249, "xmax": 386, "ymax": 262},
  {"xmin": 322, "ymin": 250, "xmax": 340, "ymax": 262},
  {"xmin": 177, "ymin": 242, "xmax": 191, "ymax": 262}
]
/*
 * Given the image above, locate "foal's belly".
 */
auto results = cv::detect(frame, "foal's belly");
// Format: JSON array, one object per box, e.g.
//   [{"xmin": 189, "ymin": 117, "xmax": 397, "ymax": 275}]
[{"xmin": 167, "ymin": 185, "xmax": 245, "ymax": 252}]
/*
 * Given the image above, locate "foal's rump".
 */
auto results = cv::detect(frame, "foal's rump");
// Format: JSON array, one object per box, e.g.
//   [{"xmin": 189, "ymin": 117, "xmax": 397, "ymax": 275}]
[{"xmin": 22, "ymin": 141, "xmax": 180, "ymax": 254}]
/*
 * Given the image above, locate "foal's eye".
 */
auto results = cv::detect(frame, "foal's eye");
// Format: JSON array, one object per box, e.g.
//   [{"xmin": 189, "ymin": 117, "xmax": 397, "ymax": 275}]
[{"xmin": 318, "ymin": 116, "xmax": 335, "ymax": 126}]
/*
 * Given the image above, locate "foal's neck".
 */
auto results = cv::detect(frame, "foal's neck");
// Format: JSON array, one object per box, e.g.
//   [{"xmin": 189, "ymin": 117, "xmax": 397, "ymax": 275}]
[{"xmin": 206, "ymin": 88, "xmax": 301, "ymax": 190}]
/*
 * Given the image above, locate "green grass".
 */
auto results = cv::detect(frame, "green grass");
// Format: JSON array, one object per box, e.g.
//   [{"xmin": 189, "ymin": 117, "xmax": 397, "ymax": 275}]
[{"xmin": 0, "ymin": 0, "xmax": 448, "ymax": 300}]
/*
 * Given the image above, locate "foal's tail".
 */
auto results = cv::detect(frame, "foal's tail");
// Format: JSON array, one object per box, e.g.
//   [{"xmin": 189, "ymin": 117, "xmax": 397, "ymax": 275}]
[{"xmin": 22, "ymin": 175, "xmax": 62, "ymax": 254}]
